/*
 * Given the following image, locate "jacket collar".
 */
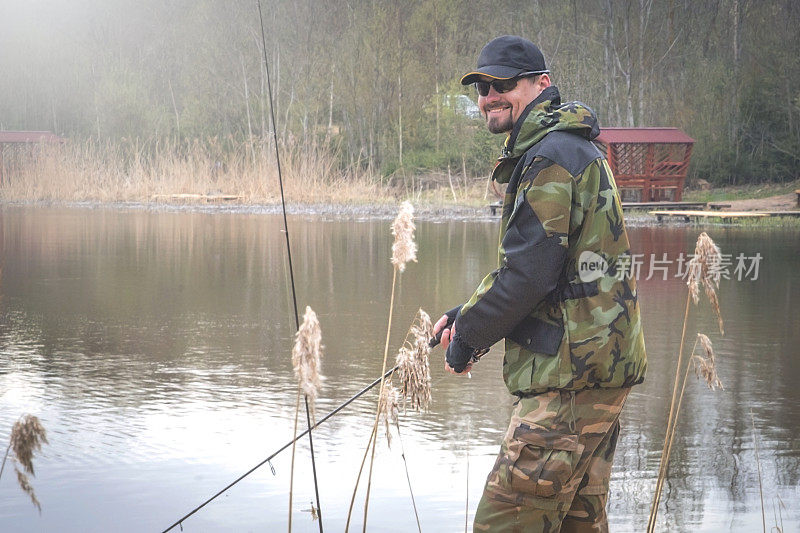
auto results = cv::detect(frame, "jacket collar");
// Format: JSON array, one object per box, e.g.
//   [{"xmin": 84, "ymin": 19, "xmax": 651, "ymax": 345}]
[
  {"xmin": 490, "ymin": 85, "xmax": 600, "ymax": 184},
  {"xmin": 503, "ymin": 85, "xmax": 562, "ymax": 159}
]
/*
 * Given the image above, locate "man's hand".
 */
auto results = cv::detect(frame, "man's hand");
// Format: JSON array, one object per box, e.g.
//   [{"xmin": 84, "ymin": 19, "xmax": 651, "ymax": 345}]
[
  {"xmin": 430, "ymin": 306, "xmax": 459, "ymax": 348},
  {"xmin": 433, "ymin": 313, "xmax": 472, "ymax": 376}
]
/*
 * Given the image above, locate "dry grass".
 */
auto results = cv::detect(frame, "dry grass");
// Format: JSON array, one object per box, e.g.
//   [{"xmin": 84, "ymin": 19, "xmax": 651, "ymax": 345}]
[
  {"xmin": 346, "ymin": 309, "xmax": 431, "ymax": 533},
  {"xmin": 395, "ymin": 309, "xmax": 434, "ymax": 412},
  {"xmin": 0, "ymin": 139, "xmax": 500, "ymax": 207},
  {"xmin": 0, "ymin": 138, "xmax": 391, "ymax": 205},
  {"xmin": 1, "ymin": 414, "xmax": 48, "ymax": 512}
]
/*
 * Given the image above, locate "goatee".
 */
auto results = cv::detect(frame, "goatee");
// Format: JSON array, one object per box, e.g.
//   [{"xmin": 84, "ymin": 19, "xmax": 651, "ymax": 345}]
[{"xmin": 486, "ymin": 116, "xmax": 513, "ymax": 134}]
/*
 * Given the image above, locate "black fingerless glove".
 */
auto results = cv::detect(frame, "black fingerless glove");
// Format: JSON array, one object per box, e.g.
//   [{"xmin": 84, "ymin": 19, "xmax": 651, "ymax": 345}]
[
  {"xmin": 429, "ymin": 305, "xmax": 462, "ymax": 348},
  {"xmin": 446, "ymin": 332, "xmax": 478, "ymax": 373}
]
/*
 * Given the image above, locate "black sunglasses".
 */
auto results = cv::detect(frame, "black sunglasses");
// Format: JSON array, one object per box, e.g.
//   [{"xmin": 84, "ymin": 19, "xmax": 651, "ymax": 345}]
[{"xmin": 474, "ymin": 72, "xmax": 538, "ymax": 97}]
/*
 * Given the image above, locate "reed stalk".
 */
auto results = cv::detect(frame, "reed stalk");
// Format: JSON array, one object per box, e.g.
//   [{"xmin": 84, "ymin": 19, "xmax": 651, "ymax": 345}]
[
  {"xmin": 0, "ymin": 442, "xmax": 11, "ymax": 480},
  {"xmin": 346, "ymin": 202, "xmax": 416, "ymax": 532},
  {"xmin": 656, "ymin": 336, "xmax": 703, "ymax": 515},
  {"xmin": 393, "ymin": 419, "xmax": 422, "ymax": 533},
  {"xmin": 361, "ymin": 267, "xmax": 397, "ymax": 533},
  {"xmin": 647, "ymin": 232, "xmax": 724, "ymax": 533},
  {"xmin": 751, "ymin": 409, "xmax": 766, "ymax": 533},
  {"xmin": 465, "ymin": 417, "xmax": 471, "ymax": 533},
  {"xmin": 647, "ymin": 293, "xmax": 691, "ymax": 533},
  {"xmin": 359, "ymin": 308, "xmax": 433, "ymax": 532},
  {"xmin": 344, "ymin": 423, "xmax": 378, "ymax": 532},
  {"xmin": 774, "ymin": 495, "xmax": 785, "ymax": 532}
]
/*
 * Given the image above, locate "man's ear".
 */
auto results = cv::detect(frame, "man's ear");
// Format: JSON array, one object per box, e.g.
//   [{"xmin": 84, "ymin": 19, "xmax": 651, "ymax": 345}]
[{"xmin": 536, "ymin": 73, "xmax": 551, "ymax": 90}]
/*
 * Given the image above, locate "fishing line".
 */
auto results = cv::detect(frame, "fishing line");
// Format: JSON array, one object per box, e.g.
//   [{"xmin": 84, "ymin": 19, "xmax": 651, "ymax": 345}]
[
  {"xmin": 161, "ymin": 366, "xmax": 397, "ymax": 533},
  {"xmin": 163, "ymin": 356, "xmax": 474, "ymax": 532}
]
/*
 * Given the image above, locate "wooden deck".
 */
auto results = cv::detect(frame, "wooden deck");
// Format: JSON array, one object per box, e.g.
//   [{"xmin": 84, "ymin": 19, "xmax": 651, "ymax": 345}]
[
  {"xmin": 489, "ymin": 200, "xmax": 709, "ymax": 216},
  {"xmin": 151, "ymin": 193, "xmax": 242, "ymax": 202},
  {"xmin": 622, "ymin": 201, "xmax": 707, "ymax": 210},
  {"xmin": 649, "ymin": 210, "xmax": 800, "ymax": 222},
  {"xmin": 488, "ymin": 202, "xmax": 800, "ymax": 221}
]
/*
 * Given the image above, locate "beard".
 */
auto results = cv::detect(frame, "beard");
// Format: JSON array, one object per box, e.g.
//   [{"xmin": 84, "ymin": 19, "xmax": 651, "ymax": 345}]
[
  {"xmin": 484, "ymin": 105, "xmax": 514, "ymax": 134},
  {"xmin": 487, "ymin": 115, "xmax": 513, "ymax": 134}
]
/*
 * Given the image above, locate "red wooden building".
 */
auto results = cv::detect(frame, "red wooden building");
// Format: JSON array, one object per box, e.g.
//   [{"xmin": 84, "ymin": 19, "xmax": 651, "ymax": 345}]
[
  {"xmin": 595, "ymin": 127, "xmax": 695, "ymax": 202},
  {"xmin": 0, "ymin": 131, "xmax": 64, "ymax": 185}
]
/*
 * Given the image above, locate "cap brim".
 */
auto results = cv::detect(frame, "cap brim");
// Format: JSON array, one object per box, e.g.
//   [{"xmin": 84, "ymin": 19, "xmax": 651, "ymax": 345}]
[{"xmin": 460, "ymin": 65, "xmax": 525, "ymax": 85}]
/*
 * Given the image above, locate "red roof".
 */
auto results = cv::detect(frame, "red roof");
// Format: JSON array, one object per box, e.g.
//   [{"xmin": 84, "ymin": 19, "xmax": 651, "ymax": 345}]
[
  {"xmin": 0, "ymin": 131, "xmax": 64, "ymax": 143},
  {"xmin": 596, "ymin": 127, "xmax": 694, "ymax": 144}
]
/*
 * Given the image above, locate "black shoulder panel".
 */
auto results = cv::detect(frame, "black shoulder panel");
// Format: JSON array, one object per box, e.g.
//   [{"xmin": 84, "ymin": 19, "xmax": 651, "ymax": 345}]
[{"xmin": 529, "ymin": 131, "xmax": 603, "ymax": 177}]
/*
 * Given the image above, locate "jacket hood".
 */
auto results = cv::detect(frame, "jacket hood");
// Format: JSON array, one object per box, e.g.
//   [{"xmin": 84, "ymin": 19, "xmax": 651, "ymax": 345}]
[
  {"xmin": 492, "ymin": 86, "xmax": 600, "ymax": 183},
  {"xmin": 506, "ymin": 86, "xmax": 600, "ymax": 157}
]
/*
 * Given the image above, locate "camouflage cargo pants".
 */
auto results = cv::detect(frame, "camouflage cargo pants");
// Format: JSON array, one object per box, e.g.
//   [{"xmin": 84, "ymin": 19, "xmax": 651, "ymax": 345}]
[{"xmin": 473, "ymin": 387, "xmax": 630, "ymax": 533}]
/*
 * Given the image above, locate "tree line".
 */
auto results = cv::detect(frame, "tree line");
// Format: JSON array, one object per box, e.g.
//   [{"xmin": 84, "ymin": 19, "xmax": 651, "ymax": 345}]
[{"xmin": 0, "ymin": 0, "xmax": 797, "ymax": 185}]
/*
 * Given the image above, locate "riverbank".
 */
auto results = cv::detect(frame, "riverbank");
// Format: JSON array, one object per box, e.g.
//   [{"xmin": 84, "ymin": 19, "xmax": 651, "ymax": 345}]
[
  {"xmin": 5, "ymin": 196, "xmax": 799, "ymax": 228},
  {"xmin": 1, "ymin": 135, "xmax": 797, "ymax": 226},
  {"xmin": 2, "ymin": 138, "xmax": 797, "ymax": 225},
  {"xmin": 683, "ymin": 179, "xmax": 800, "ymax": 208}
]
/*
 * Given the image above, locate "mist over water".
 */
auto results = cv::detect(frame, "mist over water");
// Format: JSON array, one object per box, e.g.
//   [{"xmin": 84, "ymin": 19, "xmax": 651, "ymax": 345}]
[{"xmin": 0, "ymin": 205, "xmax": 798, "ymax": 532}]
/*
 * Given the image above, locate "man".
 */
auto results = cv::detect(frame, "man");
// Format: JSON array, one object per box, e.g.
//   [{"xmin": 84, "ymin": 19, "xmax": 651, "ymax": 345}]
[{"xmin": 434, "ymin": 35, "xmax": 647, "ymax": 532}]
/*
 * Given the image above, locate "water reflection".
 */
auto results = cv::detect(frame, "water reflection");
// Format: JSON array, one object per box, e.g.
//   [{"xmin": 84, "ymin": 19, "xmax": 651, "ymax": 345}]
[{"xmin": 0, "ymin": 206, "xmax": 798, "ymax": 531}]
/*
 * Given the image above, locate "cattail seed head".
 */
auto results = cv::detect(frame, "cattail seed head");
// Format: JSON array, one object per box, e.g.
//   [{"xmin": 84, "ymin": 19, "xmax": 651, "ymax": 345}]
[
  {"xmin": 686, "ymin": 232, "xmax": 724, "ymax": 334},
  {"xmin": 8, "ymin": 415, "xmax": 47, "ymax": 512},
  {"xmin": 694, "ymin": 232, "xmax": 722, "ymax": 285},
  {"xmin": 692, "ymin": 333, "xmax": 723, "ymax": 390},
  {"xmin": 292, "ymin": 306, "xmax": 324, "ymax": 414},
  {"xmin": 391, "ymin": 201, "xmax": 417, "ymax": 272},
  {"xmin": 10, "ymin": 415, "xmax": 48, "ymax": 477},
  {"xmin": 379, "ymin": 382, "xmax": 400, "ymax": 448},
  {"xmin": 16, "ymin": 470, "xmax": 41, "ymax": 512},
  {"xmin": 395, "ymin": 309, "xmax": 433, "ymax": 411},
  {"xmin": 687, "ymin": 263, "xmax": 701, "ymax": 305}
]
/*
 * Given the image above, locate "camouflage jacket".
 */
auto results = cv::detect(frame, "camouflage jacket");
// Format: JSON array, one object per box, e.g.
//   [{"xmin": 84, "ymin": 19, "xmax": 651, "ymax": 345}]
[{"xmin": 453, "ymin": 86, "xmax": 646, "ymax": 396}]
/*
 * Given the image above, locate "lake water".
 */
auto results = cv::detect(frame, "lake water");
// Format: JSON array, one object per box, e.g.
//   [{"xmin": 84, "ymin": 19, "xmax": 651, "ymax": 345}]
[{"xmin": 0, "ymin": 205, "xmax": 798, "ymax": 532}]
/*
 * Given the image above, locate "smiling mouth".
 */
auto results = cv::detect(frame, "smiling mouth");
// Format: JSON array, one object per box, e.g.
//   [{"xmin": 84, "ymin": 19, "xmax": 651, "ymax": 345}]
[{"xmin": 486, "ymin": 105, "xmax": 511, "ymax": 114}]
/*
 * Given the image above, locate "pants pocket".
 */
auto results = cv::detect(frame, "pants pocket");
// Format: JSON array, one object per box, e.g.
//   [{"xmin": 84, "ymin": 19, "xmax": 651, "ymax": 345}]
[{"xmin": 509, "ymin": 424, "xmax": 584, "ymax": 499}]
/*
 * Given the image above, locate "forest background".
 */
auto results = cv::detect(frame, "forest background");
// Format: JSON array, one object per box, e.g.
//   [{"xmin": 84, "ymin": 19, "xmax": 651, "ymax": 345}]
[{"xmin": 0, "ymin": 0, "xmax": 798, "ymax": 202}]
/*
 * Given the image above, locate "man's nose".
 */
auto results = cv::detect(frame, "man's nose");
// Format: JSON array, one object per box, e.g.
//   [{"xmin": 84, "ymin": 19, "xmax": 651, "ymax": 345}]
[
  {"xmin": 481, "ymin": 86, "xmax": 504, "ymax": 103},
  {"xmin": 485, "ymin": 85, "xmax": 502, "ymax": 99}
]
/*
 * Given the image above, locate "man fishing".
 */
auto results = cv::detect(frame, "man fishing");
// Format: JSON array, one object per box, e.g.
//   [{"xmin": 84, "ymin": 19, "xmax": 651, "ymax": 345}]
[{"xmin": 433, "ymin": 35, "xmax": 647, "ymax": 532}]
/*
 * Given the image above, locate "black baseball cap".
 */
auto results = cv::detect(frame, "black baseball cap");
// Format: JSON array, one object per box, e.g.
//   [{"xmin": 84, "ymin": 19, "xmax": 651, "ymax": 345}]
[{"xmin": 460, "ymin": 35, "xmax": 549, "ymax": 85}]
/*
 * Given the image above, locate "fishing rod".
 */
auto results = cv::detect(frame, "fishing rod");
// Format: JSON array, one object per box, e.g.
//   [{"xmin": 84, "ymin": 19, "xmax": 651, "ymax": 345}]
[
  {"xmin": 161, "ymin": 366, "xmax": 398, "ymax": 533},
  {"xmin": 253, "ymin": 0, "xmax": 325, "ymax": 530}
]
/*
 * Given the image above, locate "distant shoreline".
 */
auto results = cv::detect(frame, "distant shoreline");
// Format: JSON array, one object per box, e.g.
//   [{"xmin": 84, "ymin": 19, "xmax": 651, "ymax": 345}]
[
  {"xmin": 0, "ymin": 199, "xmax": 500, "ymax": 222},
  {"xmin": 5, "ymin": 199, "xmax": 799, "ymax": 227}
]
